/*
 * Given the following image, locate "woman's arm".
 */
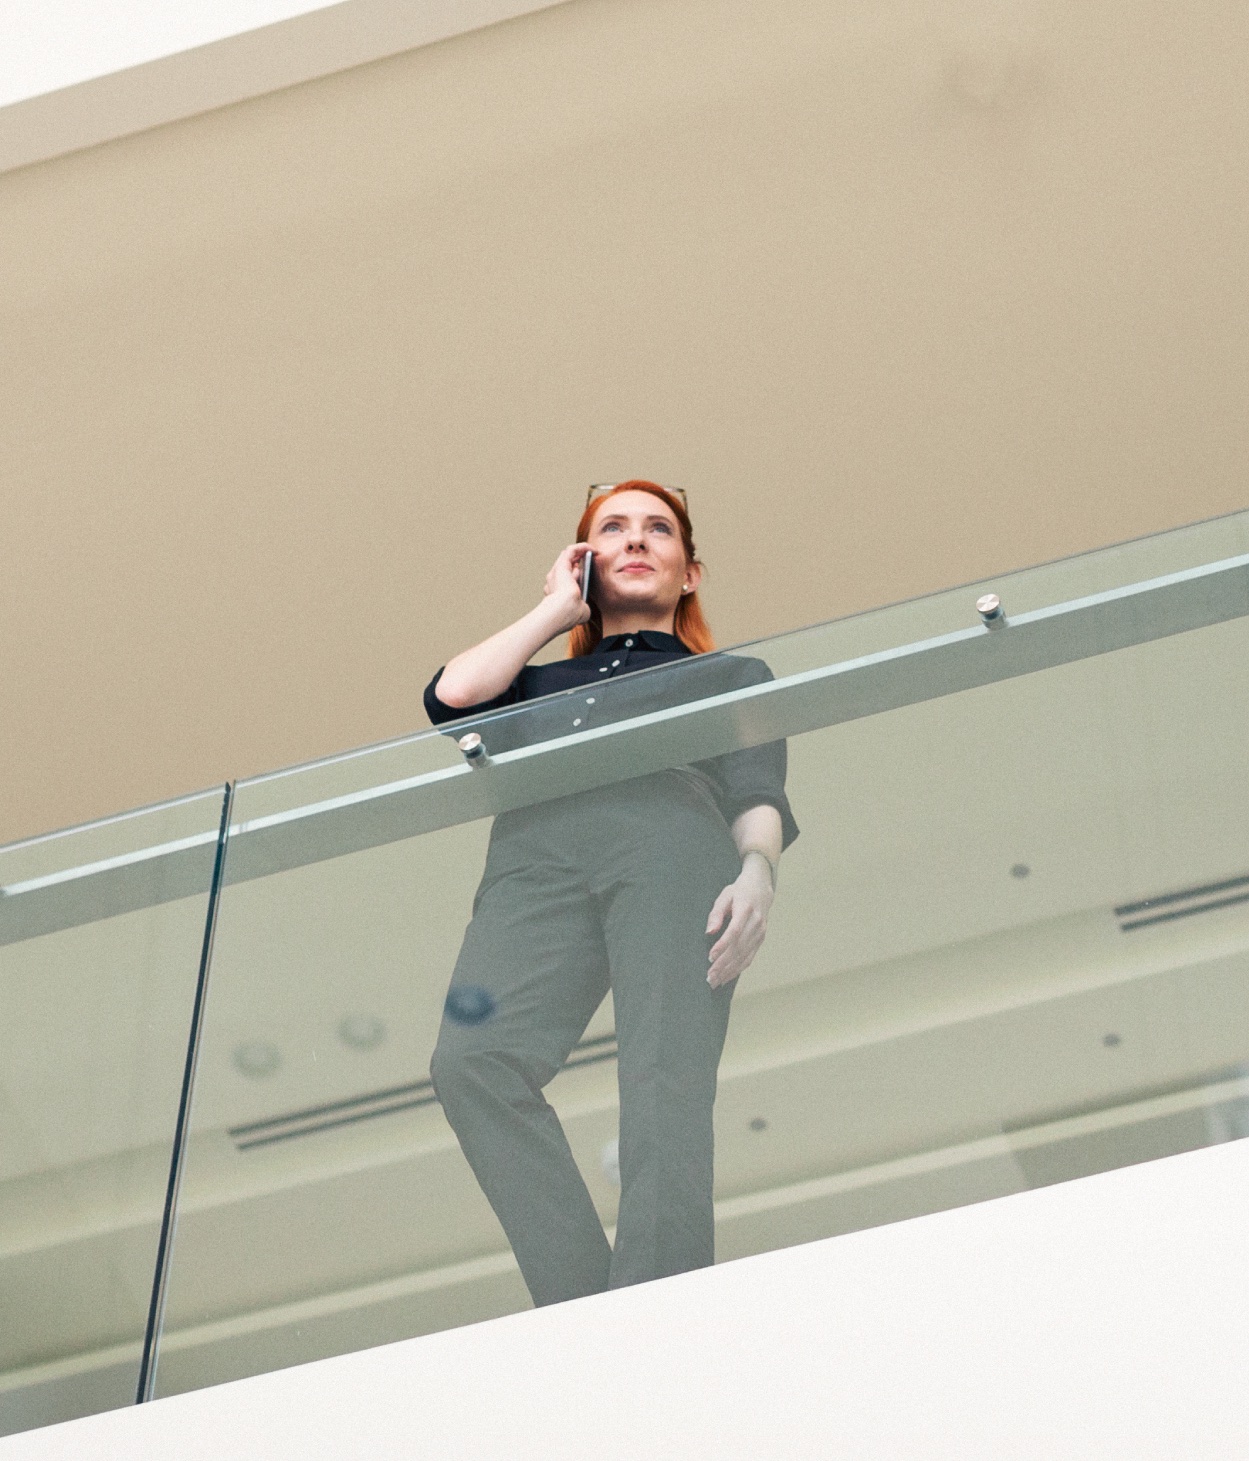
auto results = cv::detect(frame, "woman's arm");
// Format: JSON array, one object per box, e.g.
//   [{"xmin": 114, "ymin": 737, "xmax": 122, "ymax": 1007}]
[
  {"xmin": 434, "ymin": 544, "xmax": 592, "ymax": 709},
  {"xmin": 731, "ymin": 803, "xmax": 783, "ymax": 891},
  {"xmin": 705, "ymin": 804, "xmax": 783, "ymax": 989}
]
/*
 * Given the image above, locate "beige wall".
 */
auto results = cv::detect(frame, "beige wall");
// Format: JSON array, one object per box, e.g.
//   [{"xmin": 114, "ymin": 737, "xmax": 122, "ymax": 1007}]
[{"xmin": 2, "ymin": 0, "xmax": 1246, "ymax": 844}]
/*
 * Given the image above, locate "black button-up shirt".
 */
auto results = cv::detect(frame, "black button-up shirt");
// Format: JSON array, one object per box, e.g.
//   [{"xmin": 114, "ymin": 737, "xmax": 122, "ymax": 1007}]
[{"xmin": 424, "ymin": 631, "xmax": 799, "ymax": 848}]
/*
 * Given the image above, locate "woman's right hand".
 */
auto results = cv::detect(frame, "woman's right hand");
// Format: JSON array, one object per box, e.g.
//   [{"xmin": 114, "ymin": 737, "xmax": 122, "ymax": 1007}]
[
  {"xmin": 542, "ymin": 544, "xmax": 593, "ymax": 631},
  {"xmin": 434, "ymin": 543, "xmax": 591, "ymax": 710}
]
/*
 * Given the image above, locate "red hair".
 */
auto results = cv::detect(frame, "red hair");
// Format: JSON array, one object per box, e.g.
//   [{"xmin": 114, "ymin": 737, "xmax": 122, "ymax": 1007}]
[{"xmin": 568, "ymin": 480, "xmax": 714, "ymax": 657}]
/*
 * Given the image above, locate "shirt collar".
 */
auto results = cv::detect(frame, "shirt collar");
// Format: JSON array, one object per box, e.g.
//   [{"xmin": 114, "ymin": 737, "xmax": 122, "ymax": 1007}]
[{"xmin": 597, "ymin": 630, "xmax": 689, "ymax": 654}]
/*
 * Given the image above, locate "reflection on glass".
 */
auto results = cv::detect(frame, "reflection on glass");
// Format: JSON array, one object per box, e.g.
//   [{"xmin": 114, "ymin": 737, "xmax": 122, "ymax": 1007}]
[
  {"xmin": 146, "ymin": 509, "xmax": 1249, "ymax": 1399},
  {"xmin": 0, "ymin": 790, "xmax": 225, "ymax": 1437}
]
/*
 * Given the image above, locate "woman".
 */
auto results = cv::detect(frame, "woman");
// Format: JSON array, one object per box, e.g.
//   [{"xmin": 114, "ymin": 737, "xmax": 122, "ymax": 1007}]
[{"xmin": 424, "ymin": 481, "xmax": 798, "ymax": 1307}]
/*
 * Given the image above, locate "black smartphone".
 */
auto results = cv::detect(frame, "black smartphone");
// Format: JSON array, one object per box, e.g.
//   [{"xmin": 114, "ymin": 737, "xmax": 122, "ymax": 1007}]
[{"xmin": 581, "ymin": 550, "xmax": 593, "ymax": 601}]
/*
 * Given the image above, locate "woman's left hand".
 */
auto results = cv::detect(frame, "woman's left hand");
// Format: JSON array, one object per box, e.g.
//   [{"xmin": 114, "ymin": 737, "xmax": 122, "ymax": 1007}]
[{"xmin": 705, "ymin": 857, "xmax": 774, "ymax": 989}]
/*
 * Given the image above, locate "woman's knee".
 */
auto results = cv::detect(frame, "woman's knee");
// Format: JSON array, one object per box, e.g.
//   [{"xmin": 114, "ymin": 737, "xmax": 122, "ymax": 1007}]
[
  {"xmin": 430, "ymin": 1028, "xmax": 545, "ymax": 1117},
  {"xmin": 429, "ymin": 1028, "xmax": 478, "ymax": 1111}
]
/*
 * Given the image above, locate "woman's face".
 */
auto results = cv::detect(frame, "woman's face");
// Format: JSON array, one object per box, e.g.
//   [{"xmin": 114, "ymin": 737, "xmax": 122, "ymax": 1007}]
[{"xmin": 585, "ymin": 490, "xmax": 699, "ymax": 621}]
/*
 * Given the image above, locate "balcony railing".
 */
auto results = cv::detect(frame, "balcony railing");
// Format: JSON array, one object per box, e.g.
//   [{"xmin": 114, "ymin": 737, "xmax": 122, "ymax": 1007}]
[{"xmin": 3, "ymin": 507, "xmax": 1248, "ymax": 1436}]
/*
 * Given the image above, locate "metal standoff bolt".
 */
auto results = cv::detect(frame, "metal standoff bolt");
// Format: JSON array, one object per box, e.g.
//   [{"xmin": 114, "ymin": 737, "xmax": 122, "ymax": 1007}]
[
  {"xmin": 457, "ymin": 733, "xmax": 492, "ymax": 769},
  {"xmin": 976, "ymin": 593, "xmax": 1006, "ymax": 629}
]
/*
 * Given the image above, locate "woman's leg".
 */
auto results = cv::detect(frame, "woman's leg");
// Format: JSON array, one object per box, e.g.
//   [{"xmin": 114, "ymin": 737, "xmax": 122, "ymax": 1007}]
[
  {"xmin": 430, "ymin": 862, "xmax": 612, "ymax": 1307},
  {"xmin": 595, "ymin": 814, "xmax": 741, "ymax": 1290}
]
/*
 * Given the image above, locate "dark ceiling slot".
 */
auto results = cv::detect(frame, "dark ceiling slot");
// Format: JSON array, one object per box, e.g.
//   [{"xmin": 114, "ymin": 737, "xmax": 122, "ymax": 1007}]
[
  {"xmin": 236, "ymin": 1092, "xmax": 440, "ymax": 1151},
  {"xmin": 1116, "ymin": 871, "xmax": 1249, "ymax": 920},
  {"xmin": 1119, "ymin": 888, "xmax": 1249, "ymax": 932},
  {"xmin": 561, "ymin": 1046, "xmax": 619, "ymax": 1073},
  {"xmin": 231, "ymin": 1029, "xmax": 618, "ymax": 1151},
  {"xmin": 566, "ymin": 1032, "xmax": 617, "ymax": 1053},
  {"xmin": 229, "ymin": 1076, "xmax": 433, "ymax": 1139}
]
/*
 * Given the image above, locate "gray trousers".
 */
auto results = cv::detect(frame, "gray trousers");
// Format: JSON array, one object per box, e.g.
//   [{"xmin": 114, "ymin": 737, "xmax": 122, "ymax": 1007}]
[{"xmin": 429, "ymin": 772, "xmax": 740, "ymax": 1307}]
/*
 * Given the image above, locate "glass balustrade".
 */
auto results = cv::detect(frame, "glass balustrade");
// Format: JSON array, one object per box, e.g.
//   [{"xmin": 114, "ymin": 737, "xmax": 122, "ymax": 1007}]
[
  {"xmin": 3, "ymin": 509, "xmax": 1248, "ymax": 1435},
  {"xmin": 0, "ymin": 788, "xmax": 227, "ymax": 1436},
  {"xmin": 148, "ymin": 508, "xmax": 1249, "ymax": 1399}
]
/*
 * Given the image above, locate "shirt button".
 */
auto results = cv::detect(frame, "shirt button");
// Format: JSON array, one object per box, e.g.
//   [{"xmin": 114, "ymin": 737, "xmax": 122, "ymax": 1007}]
[
  {"xmin": 599, "ymin": 666, "xmax": 609, "ymax": 673},
  {"xmin": 573, "ymin": 718, "xmax": 582, "ymax": 727},
  {"xmin": 625, "ymin": 638, "xmax": 633, "ymax": 647},
  {"xmin": 611, "ymin": 660, "xmax": 621, "ymax": 667},
  {"xmin": 586, "ymin": 697, "xmax": 595, "ymax": 705}
]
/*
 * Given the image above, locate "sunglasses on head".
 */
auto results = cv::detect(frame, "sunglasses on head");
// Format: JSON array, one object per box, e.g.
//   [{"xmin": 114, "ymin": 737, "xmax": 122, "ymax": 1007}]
[{"xmin": 587, "ymin": 483, "xmax": 689, "ymax": 511}]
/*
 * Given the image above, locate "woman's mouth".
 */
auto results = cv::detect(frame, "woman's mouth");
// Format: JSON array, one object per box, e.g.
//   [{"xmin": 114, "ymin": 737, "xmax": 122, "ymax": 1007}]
[{"xmin": 619, "ymin": 563, "xmax": 654, "ymax": 574}]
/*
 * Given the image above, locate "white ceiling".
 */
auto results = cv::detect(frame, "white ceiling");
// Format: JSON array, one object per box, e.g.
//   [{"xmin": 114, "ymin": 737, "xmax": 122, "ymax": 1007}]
[
  {"xmin": 0, "ymin": 0, "xmax": 339, "ymax": 104},
  {"xmin": 0, "ymin": 0, "xmax": 570, "ymax": 170}
]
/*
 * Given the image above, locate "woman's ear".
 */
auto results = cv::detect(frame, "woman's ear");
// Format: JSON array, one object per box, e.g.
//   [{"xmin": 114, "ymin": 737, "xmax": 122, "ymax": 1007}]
[{"xmin": 682, "ymin": 561, "xmax": 704, "ymax": 594}]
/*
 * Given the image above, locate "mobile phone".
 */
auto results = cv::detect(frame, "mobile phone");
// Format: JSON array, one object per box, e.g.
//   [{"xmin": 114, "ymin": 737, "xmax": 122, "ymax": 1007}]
[{"xmin": 580, "ymin": 550, "xmax": 593, "ymax": 601}]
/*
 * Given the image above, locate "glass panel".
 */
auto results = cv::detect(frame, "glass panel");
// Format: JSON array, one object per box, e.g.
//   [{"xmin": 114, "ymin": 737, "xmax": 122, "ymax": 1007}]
[
  {"xmin": 0, "ymin": 788, "xmax": 226, "ymax": 1437},
  {"xmin": 154, "ymin": 510, "xmax": 1249, "ymax": 1398}
]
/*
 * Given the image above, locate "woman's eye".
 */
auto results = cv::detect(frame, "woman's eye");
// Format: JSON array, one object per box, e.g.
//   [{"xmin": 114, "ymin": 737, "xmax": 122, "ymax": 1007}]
[
  {"xmin": 600, "ymin": 522, "xmax": 621, "ymax": 532},
  {"xmin": 652, "ymin": 522, "xmax": 673, "ymax": 534}
]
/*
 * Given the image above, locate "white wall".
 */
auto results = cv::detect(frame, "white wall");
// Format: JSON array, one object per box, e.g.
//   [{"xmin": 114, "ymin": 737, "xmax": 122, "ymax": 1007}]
[{"xmin": 5, "ymin": 1140, "xmax": 1249, "ymax": 1459}]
